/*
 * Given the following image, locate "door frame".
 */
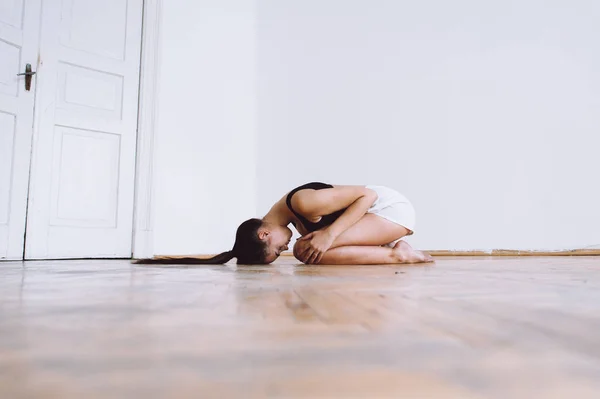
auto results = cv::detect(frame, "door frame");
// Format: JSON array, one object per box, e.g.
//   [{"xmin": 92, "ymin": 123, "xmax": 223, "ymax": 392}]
[{"xmin": 132, "ymin": 0, "xmax": 162, "ymax": 258}]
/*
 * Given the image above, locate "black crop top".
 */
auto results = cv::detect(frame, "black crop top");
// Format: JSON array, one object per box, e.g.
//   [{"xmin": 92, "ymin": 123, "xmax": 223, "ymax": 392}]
[{"xmin": 286, "ymin": 182, "xmax": 347, "ymax": 233}]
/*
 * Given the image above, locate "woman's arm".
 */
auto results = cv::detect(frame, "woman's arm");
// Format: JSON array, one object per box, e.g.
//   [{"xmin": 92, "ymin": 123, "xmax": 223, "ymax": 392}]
[
  {"xmin": 293, "ymin": 186, "xmax": 378, "ymax": 263},
  {"xmin": 291, "ymin": 185, "xmax": 377, "ymax": 220}
]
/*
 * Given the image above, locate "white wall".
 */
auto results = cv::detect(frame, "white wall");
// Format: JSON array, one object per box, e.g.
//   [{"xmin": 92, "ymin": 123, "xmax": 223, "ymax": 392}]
[
  {"xmin": 152, "ymin": 0, "xmax": 257, "ymax": 255},
  {"xmin": 257, "ymin": 0, "xmax": 600, "ymax": 251},
  {"xmin": 151, "ymin": 0, "xmax": 600, "ymax": 255}
]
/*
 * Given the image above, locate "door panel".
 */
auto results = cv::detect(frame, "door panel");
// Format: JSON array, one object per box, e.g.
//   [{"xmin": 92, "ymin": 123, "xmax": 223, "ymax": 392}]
[
  {"xmin": 25, "ymin": 0, "xmax": 143, "ymax": 259},
  {"xmin": 0, "ymin": 0, "xmax": 41, "ymax": 259},
  {"xmin": 0, "ymin": 0, "xmax": 25, "ymax": 29}
]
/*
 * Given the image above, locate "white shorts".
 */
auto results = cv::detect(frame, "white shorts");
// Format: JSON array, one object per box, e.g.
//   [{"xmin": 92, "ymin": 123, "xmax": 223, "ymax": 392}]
[{"xmin": 365, "ymin": 185, "xmax": 416, "ymax": 246}]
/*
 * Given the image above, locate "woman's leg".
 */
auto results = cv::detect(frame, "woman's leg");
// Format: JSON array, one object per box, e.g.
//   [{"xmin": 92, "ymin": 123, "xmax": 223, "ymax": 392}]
[
  {"xmin": 308, "ymin": 245, "xmax": 399, "ymax": 265},
  {"xmin": 293, "ymin": 214, "xmax": 433, "ymax": 264},
  {"xmin": 330, "ymin": 213, "xmax": 408, "ymax": 248},
  {"xmin": 294, "ymin": 241, "xmax": 433, "ymax": 265}
]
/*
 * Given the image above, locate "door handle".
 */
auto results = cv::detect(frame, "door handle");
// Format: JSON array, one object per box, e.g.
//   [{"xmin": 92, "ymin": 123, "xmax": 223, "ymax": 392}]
[{"xmin": 16, "ymin": 63, "xmax": 36, "ymax": 91}]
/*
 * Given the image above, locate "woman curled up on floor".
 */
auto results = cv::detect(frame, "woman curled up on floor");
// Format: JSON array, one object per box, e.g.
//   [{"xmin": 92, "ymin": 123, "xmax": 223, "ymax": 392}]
[{"xmin": 139, "ymin": 183, "xmax": 434, "ymax": 265}]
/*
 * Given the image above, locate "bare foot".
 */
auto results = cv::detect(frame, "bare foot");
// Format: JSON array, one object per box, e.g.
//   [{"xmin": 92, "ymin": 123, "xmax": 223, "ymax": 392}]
[{"xmin": 392, "ymin": 241, "xmax": 435, "ymax": 263}]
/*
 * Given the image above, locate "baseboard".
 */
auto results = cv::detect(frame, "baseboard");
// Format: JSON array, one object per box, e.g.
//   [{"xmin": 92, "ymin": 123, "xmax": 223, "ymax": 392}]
[
  {"xmin": 423, "ymin": 249, "xmax": 600, "ymax": 256},
  {"xmin": 146, "ymin": 249, "xmax": 600, "ymax": 261},
  {"xmin": 281, "ymin": 248, "xmax": 600, "ymax": 257}
]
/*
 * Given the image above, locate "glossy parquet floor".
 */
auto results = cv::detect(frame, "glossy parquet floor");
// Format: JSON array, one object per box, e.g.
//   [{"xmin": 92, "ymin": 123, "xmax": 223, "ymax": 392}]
[{"xmin": 1, "ymin": 256, "xmax": 600, "ymax": 398}]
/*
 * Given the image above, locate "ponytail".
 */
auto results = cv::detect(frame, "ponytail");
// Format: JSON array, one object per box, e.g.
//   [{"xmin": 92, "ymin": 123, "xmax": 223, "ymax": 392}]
[
  {"xmin": 135, "ymin": 218, "xmax": 268, "ymax": 265},
  {"xmin": 134, "ymin": 250, "xmax": 235, "ymax": 265}
]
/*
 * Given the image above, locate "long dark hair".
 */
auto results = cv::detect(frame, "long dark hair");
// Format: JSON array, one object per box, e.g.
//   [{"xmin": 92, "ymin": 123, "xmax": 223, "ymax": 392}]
[{"xmin": 134, "ymin": 218, "xmax": 269, "ymax": 265}]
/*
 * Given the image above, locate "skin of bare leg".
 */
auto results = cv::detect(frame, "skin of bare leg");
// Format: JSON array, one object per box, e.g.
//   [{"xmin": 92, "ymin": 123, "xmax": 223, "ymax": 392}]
[
  {"xmin": 306, "ymin": 245, "xmax": 400, "ymax": 265},
  {"xmin": 329, "ymin": 213, "xmax": 409, "ymax": 249},
  {"xmin": 295, "ymin": 243, "xmax": 433, "ymax": 265},
  {"xmin": 293, "ymin": 213, "xmax": 434, "ymax": 265}
]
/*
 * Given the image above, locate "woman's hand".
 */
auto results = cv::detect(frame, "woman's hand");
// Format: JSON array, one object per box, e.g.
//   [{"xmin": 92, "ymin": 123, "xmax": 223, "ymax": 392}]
[{"xmin": 296, "ymin": 229, "xmax": 336, "ymax": 264}]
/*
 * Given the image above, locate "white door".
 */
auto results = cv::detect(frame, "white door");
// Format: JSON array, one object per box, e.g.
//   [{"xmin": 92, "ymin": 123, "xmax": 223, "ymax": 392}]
[
  {"xmin": 0, "ymin": 0, "xmax": 41, "ymax": 260},
  {"xmin": 25, "ymin": 0, "xmax": 143, "ymax": 259}
]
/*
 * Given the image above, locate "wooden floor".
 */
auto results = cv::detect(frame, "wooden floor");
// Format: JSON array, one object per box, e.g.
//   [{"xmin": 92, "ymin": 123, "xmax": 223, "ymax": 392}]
[{"xmin": 1, "ymin": 256, "xmax": 600, "ymax": 398}]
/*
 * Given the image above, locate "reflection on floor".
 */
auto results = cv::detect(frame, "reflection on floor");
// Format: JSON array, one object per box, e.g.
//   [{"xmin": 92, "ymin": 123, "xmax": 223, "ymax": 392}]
[{"xmin": 1, "ymin": 256, "xmax": 600, "ymax": 398}]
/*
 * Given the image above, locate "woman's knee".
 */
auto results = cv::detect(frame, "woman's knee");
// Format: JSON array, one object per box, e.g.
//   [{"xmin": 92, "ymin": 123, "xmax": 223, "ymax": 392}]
[{"xmin": 293, "ymin": 240, "xmax": 306, "ymax": 263}]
